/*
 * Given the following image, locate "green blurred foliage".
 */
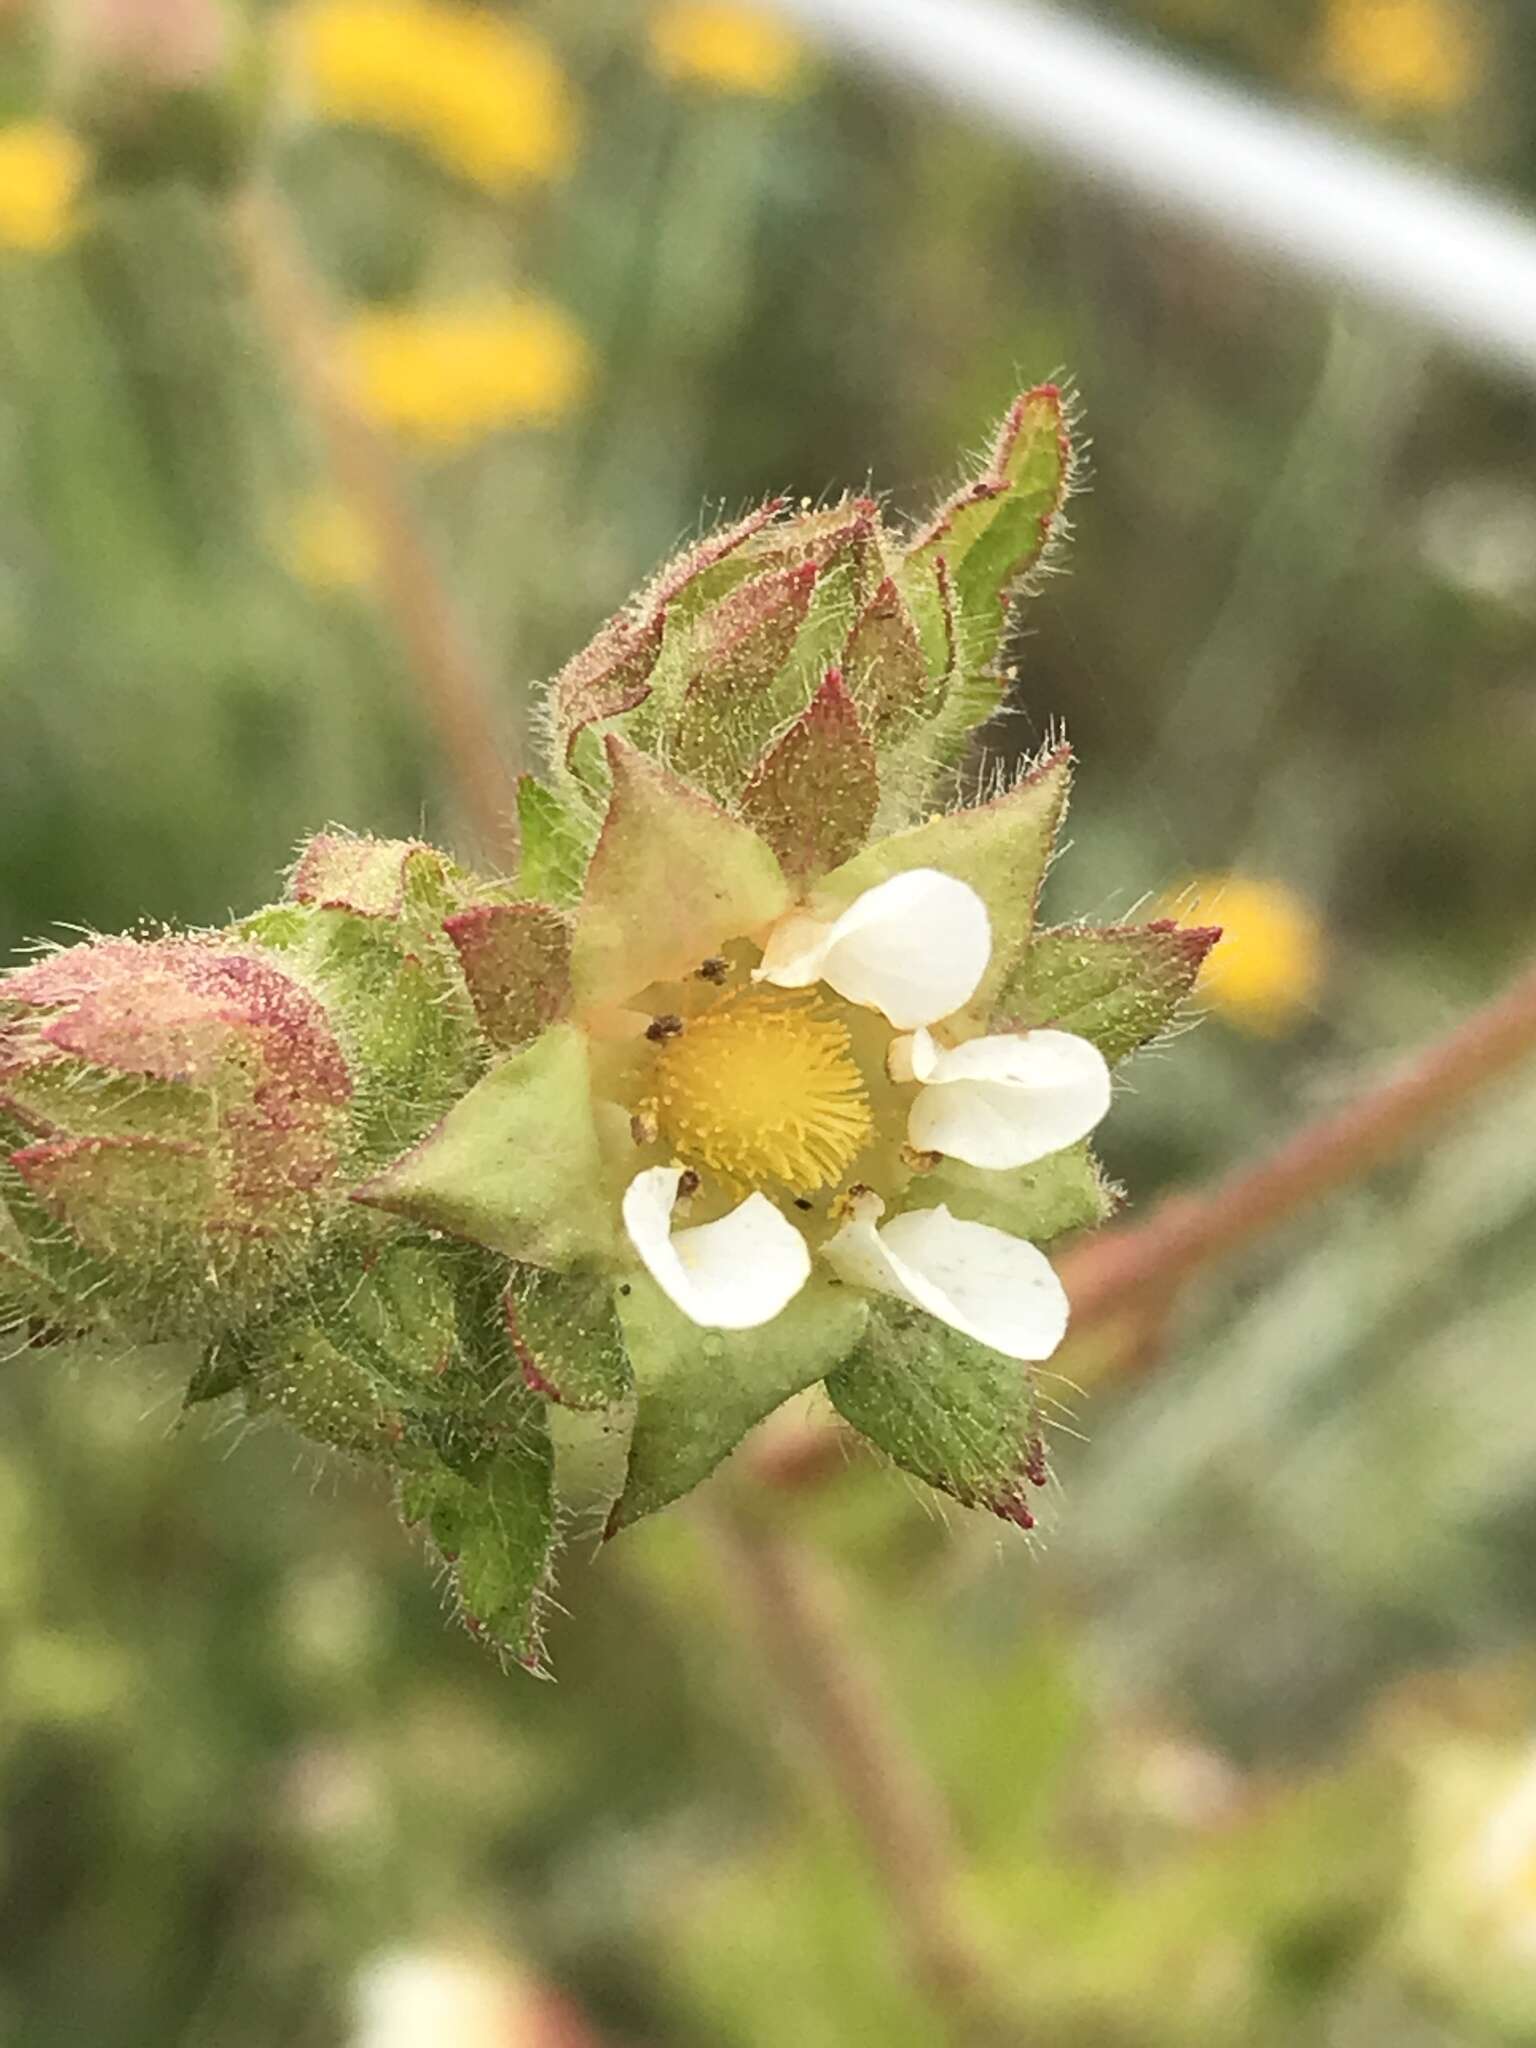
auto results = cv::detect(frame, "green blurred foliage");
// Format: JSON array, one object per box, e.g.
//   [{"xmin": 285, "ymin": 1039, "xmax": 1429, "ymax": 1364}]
[{"xmin": 5, "ymin": 0, "xmax": 1536, "ymax": 2040}]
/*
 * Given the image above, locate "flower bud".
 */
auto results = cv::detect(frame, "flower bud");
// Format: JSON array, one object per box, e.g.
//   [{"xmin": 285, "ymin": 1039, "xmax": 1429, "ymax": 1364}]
[{"xmin": 1, "ymin": 934, "xmax": 351, "ymax": 1343}]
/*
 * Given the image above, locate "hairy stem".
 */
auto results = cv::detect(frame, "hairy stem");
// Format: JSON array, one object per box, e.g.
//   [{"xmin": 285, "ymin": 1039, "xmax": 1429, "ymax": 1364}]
[
  {"xmin": 706, "ymin": 1488, "xmax": 1031, "ymax": 2048},
  {"xmin": 230, "ymin": 182, "xmax": 521, "ymax": 867}
]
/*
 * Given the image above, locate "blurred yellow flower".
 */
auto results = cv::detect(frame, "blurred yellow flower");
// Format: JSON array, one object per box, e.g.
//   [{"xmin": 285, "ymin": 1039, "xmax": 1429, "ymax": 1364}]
[
  {"xmin": 1319, "ymin": 0, "xmax": 1479, "ymax": 115},
  {"xmin": 0, "ymin": 121, "xmax": 87, "ymax": 253},
  {"xmin": 647, "ymin": 2, "xmax": 804, "ymax": 97},
  {"xmin": 281, "ymin": 491, "xmax": 379, "ymax": 591},
  {"xmin": 1161, "ymin": 874, "xmax": 1323, "ymax": 1036},
  {"xmin": 290, "ymin": 0, "xmax": 578, "ymax": 191},
  {"xmin": 342, "ymin": 297, "xmax": 591, "ymax": 449}
]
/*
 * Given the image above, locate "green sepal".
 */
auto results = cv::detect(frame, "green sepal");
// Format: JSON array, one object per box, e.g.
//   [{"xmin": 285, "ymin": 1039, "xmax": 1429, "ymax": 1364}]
[
  {"xmin": 548, "ymin": 1398, "xmax": 638, "ymax": 1534},
  {"xmin": 608, "ymin": 1274, "xmax": 868, "ymax": 1532},
  {"xmin": 571, "ymin": 738, "xmax": 789, "ymax": 1005},
  {"xmin": 399, "ymin": 1421, "xmax": 557, "ymax": 1672},
  {"xmin": 8, "ymin": 1134, "xmax": 217, "ymax": 1328},
  {"xmin": 826, "ymin": 1297, "xmax": 1050, "ymax": 1530},
  {"xmin": 998, "ymin": 920, "xmax": 1222, "ymax": 1062},
  {"xmin": 817, "ymin": 744, "xmax": 1072, "ymax": 1012},
  {"xmin": 632, "ymin": 499, "xmax": 787, "ymax": 628},
  {"xmin": 903, "ymin": 385, "xmax": 1072, "ymax": 666},
  {"xmin": 670, "ymin": 562, "xmax": 820, "ymax": 799},
  {"xmin": 917, "ymin": 1141, "xmax": 1116, "ymax": 1246},
  {"xmin": 352, "ymin": 1024, "xmax": 613, "ymax": 1266},
  {"xmin": 739, "ymin": 668, "xmax": 879, "ymax": 882},
  {"xmin": 841, "ymin": 575, "xmax": 934, "ymax": 744},
  {"xmin": 244, "ymin": 1318, "xmax": 424, "ymax": 1463},
  {"xmin": 516, "ymin": 776, "xmax": 592, "ymax": 909},
  {"xmin": 505, "ymin": 1262, "xmax": 632, "ymax": 1409},
  {"xmin": 443, "ymin": 902, "xmax": 572, "ymax": 1050}
]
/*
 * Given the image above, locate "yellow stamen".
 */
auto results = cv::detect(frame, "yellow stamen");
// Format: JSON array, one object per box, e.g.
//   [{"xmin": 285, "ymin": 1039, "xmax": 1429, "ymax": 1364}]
[{"xmin": 643, "ymin": 989, "xmax": 872, "ymax": 1193}]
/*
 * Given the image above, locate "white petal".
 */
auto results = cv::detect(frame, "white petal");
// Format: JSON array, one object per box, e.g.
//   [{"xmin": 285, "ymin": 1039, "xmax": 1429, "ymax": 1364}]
[
  {"xmin": 906, "ymin": 1028, "xmax": 1112, "ymax": 1169},
  {"xmin": 823, "ymin": 1198, "xmax": 1068, "ymax": 1361},
  {"xmin": 621, "ymin": 1166, "xmax": 810, "ymax": 1330},
  {"xmin": 752, "ymin": 911, "xmax": 836, "ymax": 990},
  {"xmin": 756, "ymin": 869, "xmax": 990, "ymax": 1029}
]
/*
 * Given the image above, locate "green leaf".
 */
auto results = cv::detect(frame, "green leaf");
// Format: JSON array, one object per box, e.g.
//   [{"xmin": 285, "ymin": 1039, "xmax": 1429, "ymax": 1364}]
[
  {"xmin": 739, "ymin": 668, "xmax": 879, "ymax": 882},
  {"xmin": 816, "ymin": 744, "xmax": 1072, "ymax": 1012},
  {"xmin": 505, "ymin": 1262, "xmax": 632, "ymax": 1408},
  {"xmin": 443, "ymin": 902, "xmax": 572, "ymax": 1050},
  {"xmin": 827, "ymin": 1297, "xmax": 1050, "ymax": 1528},
  {"xmin": 904, "ymin": 385, "xmax": 1072, "ymax": 664},
  {"xmin": 400, "ymin": 1422, "xmax": 557, "ymax": 1670},
  {"xmin": 571, "ymin": 738, "xmax": 789, "ymax": 1005},
  {"xmin": 917, "ymin": 1141, "xmax": 1115, "ymax": 1246},
  {"xmin": 998, "ymin": 920, "xmax": 1221, "ymax": 1061},
  {"xmin": 609, "ymin": 1273, "xmax": 867, "ymax": 1531},
  {"xmin": 516, "ymin": 776, "xmax": 591, "ymax": 909},
  {"xmin": 352, "ymin": 1024, "xmax": 613, "ymax": 1266}
]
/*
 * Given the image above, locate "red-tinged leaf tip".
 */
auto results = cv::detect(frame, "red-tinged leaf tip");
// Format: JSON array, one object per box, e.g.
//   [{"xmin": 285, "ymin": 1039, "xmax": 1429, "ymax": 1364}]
[
  {"xmin": 288, "ymin": 833, "xmax": 438, "ymax": 918},
  {"xmin": 648, "ymin": 498, "xmax": 787, "ymax": 609},
  {"xmin": 550, "ymin": 602, "xmax": 668, "ymax": 760},
  {"xmin": 740, "ymin": 665, "xmax": 879, "ymax": 880},
  {"xmin": 442, "ymin": 901, "xmax": 572, "ymax": 1050}
]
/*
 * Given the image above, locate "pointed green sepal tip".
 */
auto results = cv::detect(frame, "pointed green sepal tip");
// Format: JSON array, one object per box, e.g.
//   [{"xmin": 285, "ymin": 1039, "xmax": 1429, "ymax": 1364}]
[
  {"xmin": 998, "ymin": 918, "xmax": 1221, "ymax": 1061},
  {"xmin": 606, "ymin": 1274, "xmax": 868, "ymax": 1534},
  {"xmin": 827, "ymin": 1298, "xmax": 1051, "ymax": 1530},
  {"xmin": 820, "ymin": 743, "xmax": 1072, "ymax": 1011},
  {"xmin": 841, "ymin": 576, "xmax": 934, "ymax": 743},
  {"xmin": 444, "ymin": 902, "xmax": 572, "ymax": 1050},
  {"xmin": 740, "ymin": 667, "xmax": 878, "ymax": 881},
  {"xmin": 516, "ymin": 776, "xmax": 590, "ymax": 908},
  {"xmin": 352, "ymin": 1023, "xmax": 613, "ymax": 1266},
  {"xmin": 920, "ymin": 1140, "xmax": 1116, "ymax": 1248},
  {"xmin": 400, "ymin": 1427, "xmax": 557, "ymax": 1672},
  {"xmin": 571, "ymin": 738, "xmax": 789, "ymax": 1004},
  {"xmin": 549, "ymin": 500, "xmax": 788, "ymax": 761},
  {"xmin": 904, "ymin": 384, "xmax": 1073, "ymax": 661}
]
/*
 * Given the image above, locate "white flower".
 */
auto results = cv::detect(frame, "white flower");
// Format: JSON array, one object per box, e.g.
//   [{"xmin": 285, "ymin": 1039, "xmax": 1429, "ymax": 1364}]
[{"xmin": 622, "ymin": 869, "xmax": 1111, "ymax": 1353}]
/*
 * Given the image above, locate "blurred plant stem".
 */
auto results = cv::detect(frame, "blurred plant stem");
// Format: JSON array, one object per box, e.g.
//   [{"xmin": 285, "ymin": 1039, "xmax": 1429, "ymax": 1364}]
[
  {"xmin": 1058, "ymin": 952, "xmax": 1536, "ymax": 1365},
  {"xmin": 1148, "ymin": 311, "xmax": 1425, "ymax": 849},
  {"xmin": 705, "ymin": 1485, "xmax": 1034, "ymax": 2048},
  {"xmin": 229, "ymin": 181, "xmax": 521, "ymax": 868}
]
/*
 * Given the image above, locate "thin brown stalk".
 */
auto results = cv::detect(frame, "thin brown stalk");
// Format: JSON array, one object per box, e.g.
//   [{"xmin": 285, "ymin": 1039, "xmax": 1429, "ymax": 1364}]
[
  {"xmin": 230, "ymin": 182, "xmax": 521, "ymax": 867},
  {"xmin": 706, "ymin": 1487, "xmax": 1031, "ymax": 2048},
  {"xmin": 1059, "ymin": 954, "xmax": 1536, "ymax": 1364}
]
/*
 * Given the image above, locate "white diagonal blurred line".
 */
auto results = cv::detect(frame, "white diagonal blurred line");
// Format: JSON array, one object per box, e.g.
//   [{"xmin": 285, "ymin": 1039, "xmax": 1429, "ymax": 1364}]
[{"xmin": 768, "ymin": 0, "xmax": 1536, "ymax": 384}]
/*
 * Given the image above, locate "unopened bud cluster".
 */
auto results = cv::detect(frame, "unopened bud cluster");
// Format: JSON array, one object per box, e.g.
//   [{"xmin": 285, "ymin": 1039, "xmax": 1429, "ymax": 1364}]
[{"xmin": 2, "ymin": 394, "xmax": 1217, "ymax": 1669}]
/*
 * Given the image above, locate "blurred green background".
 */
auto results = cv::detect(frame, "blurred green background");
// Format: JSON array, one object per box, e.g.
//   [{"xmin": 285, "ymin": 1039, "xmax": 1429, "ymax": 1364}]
[{"xmin": 6, "ymin": 0, "xmax": 1536, "ymax": 2041}]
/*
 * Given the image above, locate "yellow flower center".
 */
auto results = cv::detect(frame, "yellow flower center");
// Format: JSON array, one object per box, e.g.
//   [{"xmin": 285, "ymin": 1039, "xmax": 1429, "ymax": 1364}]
[{"xmin": 644, "ymin": 989, "xmax": 872, "ymax": 1194}]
